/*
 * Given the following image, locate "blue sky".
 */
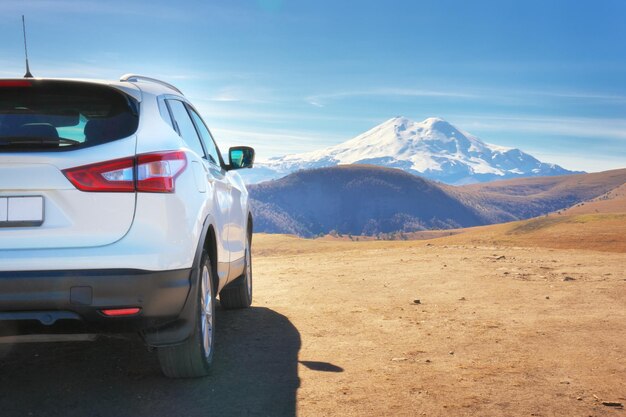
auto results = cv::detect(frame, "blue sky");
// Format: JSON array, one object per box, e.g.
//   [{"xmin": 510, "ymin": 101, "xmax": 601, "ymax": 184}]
[{"xmin": 1, "ymin": 0, "xmax": 625, "ymax": 171}]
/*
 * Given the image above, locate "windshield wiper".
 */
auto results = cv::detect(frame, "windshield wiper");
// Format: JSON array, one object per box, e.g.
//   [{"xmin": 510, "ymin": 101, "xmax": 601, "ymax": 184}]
[{"xmin": 0, "ymin": 136, "xmax": 81, "ymax": 147}]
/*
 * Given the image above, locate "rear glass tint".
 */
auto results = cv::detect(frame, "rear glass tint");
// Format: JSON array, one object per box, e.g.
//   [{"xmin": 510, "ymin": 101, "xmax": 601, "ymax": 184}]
[{"xmin": 0, "ymin": 80, "xmax": 139, "ymax": 152}]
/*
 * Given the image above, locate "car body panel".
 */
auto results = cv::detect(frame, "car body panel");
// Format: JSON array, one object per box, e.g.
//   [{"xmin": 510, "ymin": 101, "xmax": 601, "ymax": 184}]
[{"xmin": 0, "ymin": 136, "xmax": 138, "ymax": 249}]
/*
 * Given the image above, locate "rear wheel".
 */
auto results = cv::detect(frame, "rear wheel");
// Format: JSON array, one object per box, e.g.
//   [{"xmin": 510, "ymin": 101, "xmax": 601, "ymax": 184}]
[
  {"xmin": 219, "ymin": 233, "xmax": 252, "ymax": 309},
  {"xmin": 158, "ymin": 250, "xmax": 215, "ymax": 378}
]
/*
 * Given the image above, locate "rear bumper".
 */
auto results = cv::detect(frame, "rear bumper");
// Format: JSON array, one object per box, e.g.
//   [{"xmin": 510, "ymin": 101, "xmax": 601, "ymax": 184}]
[{"xmin": 0, "ymin": 268, "xmax": 193, "ymax": 344}]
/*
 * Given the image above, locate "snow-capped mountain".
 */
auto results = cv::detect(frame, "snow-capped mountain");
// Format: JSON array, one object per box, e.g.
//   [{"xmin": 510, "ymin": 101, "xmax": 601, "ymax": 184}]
[{"xmin": 242, "ymin": 117, "xmax": 580, "ymax": 185}]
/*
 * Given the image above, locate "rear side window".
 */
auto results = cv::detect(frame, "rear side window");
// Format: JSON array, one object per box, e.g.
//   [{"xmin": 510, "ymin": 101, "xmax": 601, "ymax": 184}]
[
  {"xmin": 166, "ymin": 99, "xmax": 206, "ymax": 158},
  {"xmin": 0, "ymin": 80, "xmax": 139, "ymax": 152},
  {"xmin": 187, "ymin": 107, "xmax": 221, "ymax": 166}
]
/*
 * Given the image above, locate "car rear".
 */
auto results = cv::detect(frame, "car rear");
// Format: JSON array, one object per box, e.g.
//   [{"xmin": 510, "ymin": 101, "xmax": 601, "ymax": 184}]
[
  {"xmin": 0, "ymin": 79, "xmax": 140, "ymax": 248},
  {"xmin": 0, "ymin": 79, "xmax": 195, "ymax": 341}
]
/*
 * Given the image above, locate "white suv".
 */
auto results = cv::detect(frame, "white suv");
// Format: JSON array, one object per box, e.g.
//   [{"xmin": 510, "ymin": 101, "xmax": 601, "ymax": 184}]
[{"xmin": 0, "ymin": 75, "xmax": 255, "ymax": 377}]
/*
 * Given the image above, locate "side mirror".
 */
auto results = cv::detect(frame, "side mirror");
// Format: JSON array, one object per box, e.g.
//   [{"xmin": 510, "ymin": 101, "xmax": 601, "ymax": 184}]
[{"xmin": 228, "ymin": 146, "xmax": 255, "ymax": 170}]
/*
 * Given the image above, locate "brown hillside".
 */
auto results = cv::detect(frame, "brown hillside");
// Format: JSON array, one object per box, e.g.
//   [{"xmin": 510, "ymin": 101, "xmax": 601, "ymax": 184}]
[
  {"xmin": 561, "ymin": 183, "xmax": 626, "ymax": 215},
  {"xmin": 460, "ymin": 168, "xmax": 626, "ymax": 196},
  {"xmin": 450, "ymin": 168, "xmax": 626, "ymax": 221},
  {"xmin": 428, "ymin": 213, "xmax": 626, "ymax": 253}
]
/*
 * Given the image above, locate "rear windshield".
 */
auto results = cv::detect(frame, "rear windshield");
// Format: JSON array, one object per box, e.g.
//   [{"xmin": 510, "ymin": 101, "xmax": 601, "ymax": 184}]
[{"xmin": 0, "ymin": 80, "xmax": 139, "ymax": 152}]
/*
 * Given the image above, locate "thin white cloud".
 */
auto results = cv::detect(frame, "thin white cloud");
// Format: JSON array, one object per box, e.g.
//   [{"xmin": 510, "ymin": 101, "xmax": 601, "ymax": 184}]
[
  {"xmin": 0, "ymin": 57, "xmax": 230, "ymax": 85},
  {"xmin": 199, "ymin": 86, "xmax": 275, "ymax": 104},
  {"xmin": 192, "ymin": 102, "xmax": 379, "ymax": 125},
  {"xmin": 452, "ymin": 114, "xmax": 626, "ymax": 141},
  {"xmin": 306, "ymin": 85, "xmax": 626, "ymax": 108},
  {"xmin": 498, "ymin": 89, "xmax": 626, "ymax": 102},
  {"xmin": 527, "ymin": 151, "xmax": 625, "ymax": 173},
  {"xmin": 212, "ymin": 127, "xmax": 341, "ymax": 161},
  {"xmin": 306, "ymin": 88, "xmax": 476, "ymax": 107}
]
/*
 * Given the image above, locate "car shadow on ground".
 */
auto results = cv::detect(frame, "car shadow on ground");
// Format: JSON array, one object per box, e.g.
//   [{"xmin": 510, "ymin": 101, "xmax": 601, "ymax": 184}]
[{"xmin": 0, "ymin": 306, "xmax": 300, "ymax": 417}]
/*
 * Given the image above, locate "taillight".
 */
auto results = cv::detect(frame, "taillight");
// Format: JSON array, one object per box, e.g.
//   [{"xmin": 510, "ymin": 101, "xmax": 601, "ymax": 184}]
[
  {"xmin": 63, "ymin": 151, "xmax": 187, "ymax": 193},
  {"xmin": 63, "ymin": 157, "xmax": 135, "ymax": 192},
  {"xmin": 137, "ymin": 151, "xmax": 187, "ymax": 193}
]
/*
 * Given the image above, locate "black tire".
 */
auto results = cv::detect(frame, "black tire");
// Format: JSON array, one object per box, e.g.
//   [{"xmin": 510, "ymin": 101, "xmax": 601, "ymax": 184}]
[
  {"xmin": 158, "ymin": 250, "xmax": 215, "ymax": 378},
  {"xmin": 219, "ymin": 232, "xmax": 252, "ymax": 310}
]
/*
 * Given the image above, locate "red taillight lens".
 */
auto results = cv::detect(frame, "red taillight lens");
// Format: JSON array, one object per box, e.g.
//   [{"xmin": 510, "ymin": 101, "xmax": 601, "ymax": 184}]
[
  {"xmin": 100, "ymin": 307, "xmax": 141, "ymax": 317},
  {"xmin": 63, "ymin": 157, "xmax": 135, "ymax": 192},
  {"xmin": 62, "ymin": 151, "xmax": 187, "ymax": 193},
  {"xmin": 137, "ymin": 151, "xmax": 187, "ymax": 193}
]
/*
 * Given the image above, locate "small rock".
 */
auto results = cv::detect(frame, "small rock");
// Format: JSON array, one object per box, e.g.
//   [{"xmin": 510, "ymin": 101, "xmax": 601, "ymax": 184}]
[
  {"xmin": 503, "ymin": 271, "xmax": 510, "ymax": 275},
  {"xmin": 391, "ymin": 357, "xmax": 407, "ymax": 362},
  {"xmin": 425, "ymin": 359, "xmax": 431, "ymax": 363},
  {"xmin": 459, "ymin": 297, "xmax": 466, "ymax": 301},
  {"xmin": 413, "ymin": 299, "xmax": 421, "ymax": 305},
  {"xmin": 577, "ymin": 397, "xmax": 582, "ymax": 401},
  {"xmin": 545, "ymin": 296, "xmax": 550, "ymax": 299},
  {"xmin": 563, "ymin": 276, "xmax": 576, "ymax": 281},
  {"xmin": 449, "ymin": 351, "xmax": 454, "ymax": 355},
  {"xmin": 495, "ymin": 255, "xmax": 506, "ymax": 260},
  {"xmin": 602, "ymin": 401, "xmax": 623, "ymax": 408}
]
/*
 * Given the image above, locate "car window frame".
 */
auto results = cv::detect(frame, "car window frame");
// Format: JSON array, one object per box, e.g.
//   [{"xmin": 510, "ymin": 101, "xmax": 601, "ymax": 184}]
[
  {"xmin": 157, "ymin": 96, "xmax": 175, "ymax": 130},
  {"xmin": 184, "ymin": 103, "xmax": 225, "ymax": 170},
  {"xmin": 163, "ymin": 97, "xmax": 207, "ymax": 160}
]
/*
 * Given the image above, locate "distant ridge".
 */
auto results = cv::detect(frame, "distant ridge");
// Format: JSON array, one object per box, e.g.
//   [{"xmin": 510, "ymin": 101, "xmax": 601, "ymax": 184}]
[
  {"xmin": 241, "ymin": 117, "xmax": 581, "ymax": 184},
  {"xmin": 250, "ymin": 165, "xmax": 484, "ymax": 236},
  {"xmin": 249, "ymin": 166, "xmax": 626, "ymax": 237}
]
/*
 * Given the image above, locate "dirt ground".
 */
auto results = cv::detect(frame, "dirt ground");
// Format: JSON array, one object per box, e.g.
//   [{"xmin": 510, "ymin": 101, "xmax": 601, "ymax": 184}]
[
  {"xmin": 251, "ymin": 234, "xmax": 626, "ymax": 417},
  {"xmin": 0, "ymin": 232, "xmax": 624, "ymax": 417}
]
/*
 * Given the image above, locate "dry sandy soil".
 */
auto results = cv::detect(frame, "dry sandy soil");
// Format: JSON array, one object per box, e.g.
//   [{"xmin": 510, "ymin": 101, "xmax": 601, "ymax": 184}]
[
  {"xmin": 252, "ymin": 184, "xmax": 626, "ymax": 416},
  {"xmin": 251, "ymin": 230, "xmax": 626, "ymax": 417},
  {"xmin": 0, "ymin": 213, "xmax": 624, "ymax": 417}
]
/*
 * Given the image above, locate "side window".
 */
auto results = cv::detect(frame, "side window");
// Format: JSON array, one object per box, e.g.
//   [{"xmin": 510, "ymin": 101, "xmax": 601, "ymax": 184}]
[
  {"xmin": 158, "ymin": 97, "xmax": 174, "ymax": 130},
  {"xmin": 57, "ymin": 114, "xmax": 87, "ymax": 143},
  {"xmin": 187, "ymin": 107, "xmax": 222, "ymax": 167},
  {"xmin": 166, "ymin": 99, "xmax": 205, "ymax": 158}
]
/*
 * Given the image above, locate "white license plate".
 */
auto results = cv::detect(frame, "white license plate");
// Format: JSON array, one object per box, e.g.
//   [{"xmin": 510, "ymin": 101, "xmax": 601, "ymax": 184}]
[{"xmin": 0, "ymin": 196, "xmax": 44, "ymax": 227}]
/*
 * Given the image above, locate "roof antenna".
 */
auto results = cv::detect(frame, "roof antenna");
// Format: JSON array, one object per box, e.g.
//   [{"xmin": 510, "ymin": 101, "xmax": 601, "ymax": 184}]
[{"xmin": 22, "ymin": 15, "xmax": 33, "ymax": 78}]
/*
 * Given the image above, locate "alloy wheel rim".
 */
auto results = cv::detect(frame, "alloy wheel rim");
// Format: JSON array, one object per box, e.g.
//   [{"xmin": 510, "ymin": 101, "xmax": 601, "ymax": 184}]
[{"xmin": 200, "ymin": 265, "xmax": 213, "ymax": 357}]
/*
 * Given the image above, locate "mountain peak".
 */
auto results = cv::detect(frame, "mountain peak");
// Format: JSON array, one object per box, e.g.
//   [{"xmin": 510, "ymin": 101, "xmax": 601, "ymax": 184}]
[
  {"xmin": 421, "ymin": 116, "xmax": 446, "ymax": 125},
  {"xmin": 241, "ymin": 117, "xmax": 579, "ymax": 185},
  {"xmin": 420, "ymin": 117, "xmax": 457, "ymax": 133},
  {"xmin": 384, "ymin": 116, "xmax": 411, "ymax": 126},
  {"xmin": 385, "ymin": 116, "xmax": 447, "ymax": 126},
  {"xmin": 383, "ymin": 116, "xmax": 455, "ymax": 133}
]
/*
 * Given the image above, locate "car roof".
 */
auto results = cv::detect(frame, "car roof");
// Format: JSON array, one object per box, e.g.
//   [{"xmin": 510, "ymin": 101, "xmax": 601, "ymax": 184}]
[{"xmin": 0, "ymin": 75, "xmax": 184, "ymax": 101}]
